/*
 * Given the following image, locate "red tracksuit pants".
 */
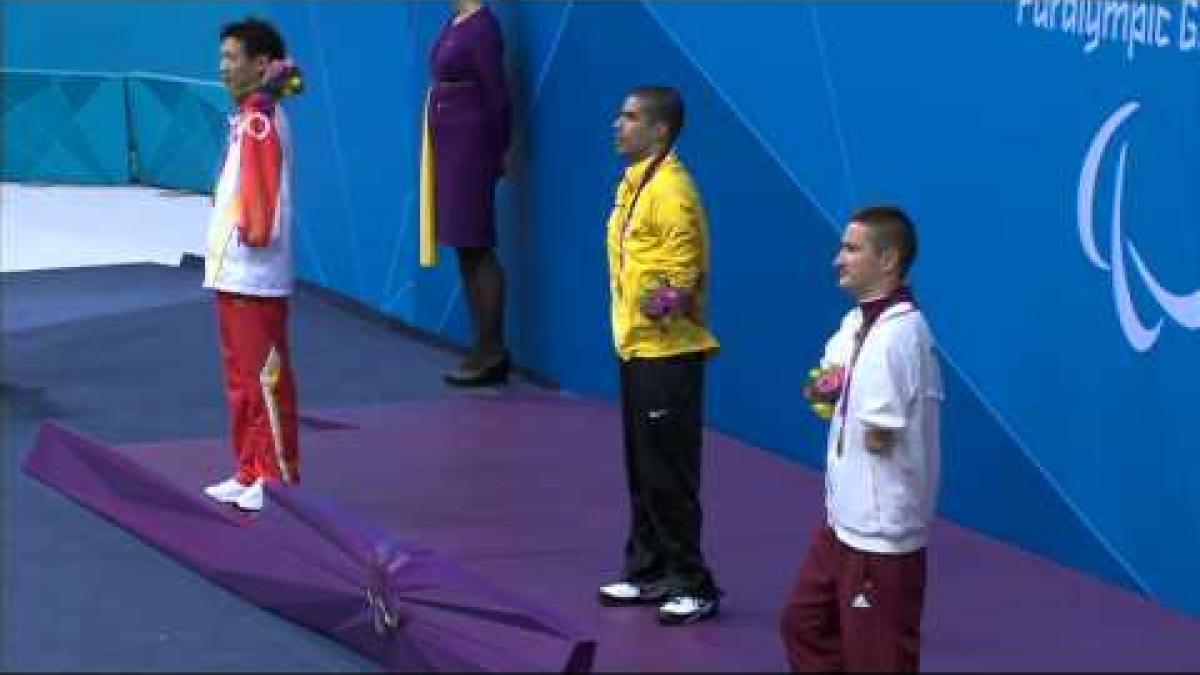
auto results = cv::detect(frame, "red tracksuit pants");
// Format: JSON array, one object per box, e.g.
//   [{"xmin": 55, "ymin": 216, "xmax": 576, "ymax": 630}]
[
  {"xmin": 780, "ymin": 525, "xmax": 926, "ymax": 672},
  {"xmin": 216, "ymin": 291, "xmax": 299, "ymax": 485}
]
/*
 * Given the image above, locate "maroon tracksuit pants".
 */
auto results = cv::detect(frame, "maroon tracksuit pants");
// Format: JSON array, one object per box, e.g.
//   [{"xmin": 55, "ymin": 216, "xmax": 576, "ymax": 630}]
[{"xmin": 780, "ymin": 525, "xmax": 926, "ymax": 672}]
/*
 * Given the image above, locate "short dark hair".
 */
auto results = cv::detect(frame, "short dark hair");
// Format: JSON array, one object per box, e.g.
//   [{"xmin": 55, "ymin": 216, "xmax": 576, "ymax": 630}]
[
  {"xmin": 220, "ymin": 17, "xmax": 286, "ymax": 60},
  {"xmin": 629, "ymin": 86, "xmax": 685, "ymax": 148},
  {"xmin": 849, "ymin": 205, "xmax": 918, "ymax": 277}
]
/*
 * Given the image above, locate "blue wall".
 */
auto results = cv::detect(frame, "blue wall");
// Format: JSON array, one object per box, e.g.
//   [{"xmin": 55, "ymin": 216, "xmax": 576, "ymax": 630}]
[{"xmin": 269, "ymin": 0, "xmax": 1200, "ymax": 618}]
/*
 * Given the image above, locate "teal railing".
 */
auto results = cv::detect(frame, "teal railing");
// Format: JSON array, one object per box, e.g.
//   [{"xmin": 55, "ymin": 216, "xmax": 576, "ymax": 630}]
[{"xmin": 2, "ymin": 68, "xmax": 229, "ymax": 192}]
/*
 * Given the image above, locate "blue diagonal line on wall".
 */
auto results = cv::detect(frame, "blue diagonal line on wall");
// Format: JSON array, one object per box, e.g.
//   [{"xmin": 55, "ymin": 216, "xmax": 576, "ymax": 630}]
[
  {"xmin": 531, "ymin": 0, "xmax": 575, "ymax": 105},
  {"xmin": 284, "ymin": 3, "xmax": 331, "ymax": 290},
  {"xmin": 637, "ymin": 0, "xmax": 1154, "ymax": 600},
  {"xmin": 307, "ymin": 0, "xmax": 367, "ymax": 298},
  {"xmin": 295, "ymin": 217, "xmax": 332, "ymax": 289},
  {"xmin": 383, "ymin": 281, "xmax": 416, "ymax": 313},
  {"xmin": 638, "ymin": 0, "xmax": 840, "ymax": 228},
  {"xmin": 376, "ymin": 3, "xmax": 423, "ymax": 311},
  {"xmin": 381, "ymin": 190, "xmax": 416, "ymax": 310},
  {"xmin": 932, "ymin": 347, "xmax": 1156, "ymax": 598},
  {"xmin": 806, "ymin": 3, "xmax": 858, "ymax": 212},
  {"xmin": 436, "ymin": 281, "xmax": 463, "ymax": 334},
  {"xmin": 292, "ymin": 168, "xmax": 333, "ymax": 290}
]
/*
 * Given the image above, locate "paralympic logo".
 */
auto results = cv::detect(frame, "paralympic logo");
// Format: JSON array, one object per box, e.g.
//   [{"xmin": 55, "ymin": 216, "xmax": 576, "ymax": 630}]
[{"xmin": 1077, "ymin": 101, "xmax": 1200, "ymax": 352}]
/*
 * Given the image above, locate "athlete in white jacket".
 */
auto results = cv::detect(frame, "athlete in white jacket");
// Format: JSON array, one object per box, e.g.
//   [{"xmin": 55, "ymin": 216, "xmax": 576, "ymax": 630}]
[
  {"xmin": 781, "ymin": 206, "xmax": 943, "ymax": 672},
  {"xmin": 202, "ymin": 18, "xmax": 302, "ymax": 513}
]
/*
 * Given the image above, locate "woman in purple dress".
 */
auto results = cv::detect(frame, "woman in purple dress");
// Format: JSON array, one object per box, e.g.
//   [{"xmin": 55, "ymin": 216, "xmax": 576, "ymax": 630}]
[{"xmin": 429, "ymin": 0, "xmax": 512, "ymax": 386}]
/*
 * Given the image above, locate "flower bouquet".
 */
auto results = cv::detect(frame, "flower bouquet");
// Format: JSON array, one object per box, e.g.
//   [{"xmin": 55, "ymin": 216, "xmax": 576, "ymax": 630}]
[
  {"xmin": 242, "ymin": 58, "xmax": 304, "ymax": 111},
  {"xmin": 262, "ymin": 57, "xmax": 304, "ymax": 99},
  {"xmin": 803, "ymin": 363, "xmax": 845, "ymax": 420},
  {"xmin": 640, "ymin": 277, "xmax": 693, "ymax": 321}
]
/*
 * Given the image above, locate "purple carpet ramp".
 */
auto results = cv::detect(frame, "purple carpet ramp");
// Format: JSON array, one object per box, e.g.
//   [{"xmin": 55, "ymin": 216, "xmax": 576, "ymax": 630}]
[
  {"xmin": 24, "ymin": 393, "xmax": 1200, "ymax": 672},
  {"xmin": 22, "ymin": 422, "xmax": 596, "ymax": 673}
]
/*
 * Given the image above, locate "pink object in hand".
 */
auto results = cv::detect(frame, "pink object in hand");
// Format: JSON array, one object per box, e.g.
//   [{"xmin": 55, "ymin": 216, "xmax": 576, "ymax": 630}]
[
  {"xmin": 813, "ymin": 367, "xmax": 845, "ymax": 397},
  {"xmin": 642, "ymin": 286, "xmax": 688, "ymax": 319}
]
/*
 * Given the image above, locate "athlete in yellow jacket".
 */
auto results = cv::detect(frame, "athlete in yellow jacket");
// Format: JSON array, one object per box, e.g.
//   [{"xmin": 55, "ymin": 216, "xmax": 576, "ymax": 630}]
[{"xmin": 598, "ymin": 86, "xmax": 721, "ymax": 626}]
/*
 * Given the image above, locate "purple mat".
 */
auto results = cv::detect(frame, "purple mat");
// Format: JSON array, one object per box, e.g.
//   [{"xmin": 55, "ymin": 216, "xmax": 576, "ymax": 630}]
[
  {"xmin": 23, "ymin": 421, "xmax": 595, "ymax": 673},
  {"xmin": 24, "ymin": 392, "xmax": 1200, "ymax": 671}
]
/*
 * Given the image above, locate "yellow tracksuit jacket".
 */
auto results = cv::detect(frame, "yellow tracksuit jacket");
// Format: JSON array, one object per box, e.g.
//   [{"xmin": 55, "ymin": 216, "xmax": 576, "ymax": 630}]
[{"xmin": 606, "ymin": 152, "xmax": 719, "ymax": 360}]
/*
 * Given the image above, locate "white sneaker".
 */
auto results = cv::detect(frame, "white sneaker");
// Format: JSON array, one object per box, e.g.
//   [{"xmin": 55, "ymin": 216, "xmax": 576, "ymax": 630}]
[
  {"xmin": 657, "ymin": 594, "xmax": 718, "ymax": 625},
  {"xmin": 598, "ymin": 580, "xmax": 669, "ymax": 606},
  {"xmin": 233, "ymin": 479, "xmax": 265, "ymax": 511},
  {"xmin": 204, "ymin": 477, "xmax": 250, "ymax": 504},
  {"xmin": 599, "ymin": 582, "xmax": 640, "ymax": 601}
]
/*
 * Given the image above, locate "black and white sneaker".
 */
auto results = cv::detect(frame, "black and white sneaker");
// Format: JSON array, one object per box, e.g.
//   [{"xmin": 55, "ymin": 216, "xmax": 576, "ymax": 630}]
[
  {"xmin": 597, "ymin": 580, "xmax": 668, "ymax": 607},
  {"xmin": 657, "ymin": 594, "xmax": 718, "ymax": 625}
]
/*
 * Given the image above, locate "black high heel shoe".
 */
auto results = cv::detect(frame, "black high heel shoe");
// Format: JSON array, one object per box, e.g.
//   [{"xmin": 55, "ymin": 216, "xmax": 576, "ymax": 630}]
[{"xmin": 443, "ymin": 351, "xmax": 510, "ymax": 388}]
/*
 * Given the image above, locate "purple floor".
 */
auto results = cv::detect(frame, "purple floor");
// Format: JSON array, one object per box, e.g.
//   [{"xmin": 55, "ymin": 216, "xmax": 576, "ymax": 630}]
[{"xmin": 32, "ymin": 392, "xmax": 1200, "ymax": 671}]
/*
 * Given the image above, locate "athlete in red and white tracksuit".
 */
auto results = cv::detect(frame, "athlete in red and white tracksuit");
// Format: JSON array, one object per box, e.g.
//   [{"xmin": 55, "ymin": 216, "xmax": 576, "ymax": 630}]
[{"xmin": 204, "ymin": 91, "xmax": 299, "ymax": 489}]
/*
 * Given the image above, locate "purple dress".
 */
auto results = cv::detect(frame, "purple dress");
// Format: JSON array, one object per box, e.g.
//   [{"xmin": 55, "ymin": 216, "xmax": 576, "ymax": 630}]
[{"xmin": 429, "ymin": 6, "xmax": 511, "ymax": 249}]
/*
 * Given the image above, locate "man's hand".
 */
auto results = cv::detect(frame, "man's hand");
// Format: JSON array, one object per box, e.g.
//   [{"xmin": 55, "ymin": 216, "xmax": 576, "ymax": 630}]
[{"xmin": 865, "ymin": 426, "xmax": 897, "ymax": 454}]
